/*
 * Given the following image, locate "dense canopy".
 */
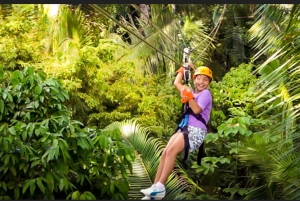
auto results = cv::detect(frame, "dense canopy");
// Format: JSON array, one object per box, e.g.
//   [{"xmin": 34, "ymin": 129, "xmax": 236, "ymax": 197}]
[{"xmin": 0, "ymin": 4, "xmax": 299, "ymax": 200}]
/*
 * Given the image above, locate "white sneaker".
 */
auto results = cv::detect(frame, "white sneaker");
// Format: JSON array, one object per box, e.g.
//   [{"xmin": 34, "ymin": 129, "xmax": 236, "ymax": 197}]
[
  {"xmin": 140, "ymin": 184, "xmax": 165, "ymax": 199},
  {"xmin": 140, "ymin": 185, "xmax": 155, "ymax": 195},
  {"xmin": 141, "ymin": 196, "xmax": 162, "ymax": 200}
]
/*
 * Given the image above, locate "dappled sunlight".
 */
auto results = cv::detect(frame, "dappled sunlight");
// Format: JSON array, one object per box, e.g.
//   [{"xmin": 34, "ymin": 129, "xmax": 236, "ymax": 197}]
[
  {"xmin": 43, "ymin": 4, "xmax": 59, "ymax": 18},
  {"xmin": 120, "ymin": 123, "xmax": 136, "ymax": 137}
]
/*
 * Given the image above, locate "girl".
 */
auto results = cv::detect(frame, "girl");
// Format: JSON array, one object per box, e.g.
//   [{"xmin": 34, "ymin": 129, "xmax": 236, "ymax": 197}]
[{"xmin": 140, "ymin": 64, "xmax": 213, "ymax": 200}]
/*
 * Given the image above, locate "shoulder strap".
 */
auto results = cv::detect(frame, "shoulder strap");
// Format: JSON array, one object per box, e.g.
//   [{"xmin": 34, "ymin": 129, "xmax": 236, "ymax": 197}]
[{"xmin": 186, "ymin": 107, "xmax": 207, "ymax": 127}]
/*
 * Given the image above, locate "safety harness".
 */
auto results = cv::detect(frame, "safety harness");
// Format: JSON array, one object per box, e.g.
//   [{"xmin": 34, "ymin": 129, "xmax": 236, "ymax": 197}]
[
  {"xmin": 174, "ymin": 105, "xmax": 207, "ymax": 166},
  {"xmin": 174, "ymin": 47, "xmax": 206, "ymax": 166}
]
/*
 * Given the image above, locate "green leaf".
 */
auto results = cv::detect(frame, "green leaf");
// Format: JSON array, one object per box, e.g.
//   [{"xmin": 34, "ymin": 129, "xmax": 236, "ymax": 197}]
[
  {"xmin": 34, "ymin": 101, "xmax": 39, "ymax": 109},
  {"xmin": 7, "ymin": 182, "xmax": 15, "ymax": 190},
  {"xmin": 35, "ymin": 128, "xmax": 40, "ymax": 136},
  {"xmin": 231, "ymin": 126, "xmax": 239, "ymax": 134},
  {"xmin": 31, "ymin": 160, "xmax": 41, "ymax": 168},
  {"xmin": 39, "ymin": 126, "xmax": 47, "ymax": 135},
  {"xmin": 29, "ymin": 123, "xmax": 35, "ymax": 135},
  {"xmin": 45, "ymin": 172, "xmax": 54, "ymax": 191},
  {"xmin": 47, "ymin": 150, "xmax": 55, "ymax": 162},
  {"xmin": 30, "ymin": 180, "xmax": 36, "ymax": 195},
  {"xmin": 22, "ymin": 131, "xmax": 27, "ymax": 141},
  {"xmin": 238, "ymin": 125, "xmax": 247, "ymax": 135},
  {"xmin": 4, "ymin": 155, "xmax": 10, "ymax": 165},
  {"xmin": 22, "ymin": 179, "xmax": 35, "ymax": 194},
  {"xmin": 2, "ymin": 92, "xmax": 7, "ymax": 100},
  {"xmin": 7, "ymin": 93, "xmax": 13, "ymax": 102},
  {"xmin": 34, "ymin": 85, "xmax": 42, "ymax": 95},
  {"xmin": 9, "ymin": 166, "xmax": 17, "ymax": 176},
  {"xmin": 53, "ymin": 139, "xmax": 58, "ymax": 147},
  {"xmin": 110, "ymin": 181, "xmax": 115, "ymax": 193},
  {"xmin": 0, "ymin": 182, "xmax": 7, "ymax": 191},
  {"xmin": 0, "ymin": 67, "xmax": 4, "ymax": 79},
  {"xmin": 219, "ymin": 157, "xmax": 230, "ymax": 164},
  {"xmin": 19, "ymin": 163, "xmax": 26, "ymax": 171},
  {"xmin": 229, "ymin": 147, "xmax": 239, "ymax": 154},
  {"xmin": 8, "ymin": 127, "xmax": 16, "ymax": 135},
  {"xmin": 3, "ymin": 139, "xmax": 9, "ymax": 152},
  {"xmin": 23, "ymin": 164, "xmax": 29, "ymax": 174},
  {"xmin": 14, "ymin": 187, "xmax": 20, "ymax": 199},
  {"xmin": 237, "ymin": 117, "xmax": 250, "ymax": 125},
  {"xmin": 40, "ymin": 135, "xmax": 49, "ymax": 143},
  {"xmin": 204, "ymin": 133, "xmax": 219, "ymax": 143},
  {"xmin": 11, "ymin": 70, "xmax": 21, "ymax": 84},
  {"xmin": 0, "ymin": 100, "xmax": 4, "ymax": 114},
  {"xmin": 36, "ymin": 179, "xmax": 45, "ymax": 194},
  {"xmin": 71, "ymin": 191, "xmax": 80, "ymax": 200},
  {"xmin": 29, "ymin": 75, "xmax": 34, "ymax": 86},
  {"xmin": 25, "ymin": 112, "xmax": 31, "ymax": 120},
  {"xmin": 59, "ymin": 179, "xmax": 64, "ymax": 191},
  {"xmin": 82, "ymin": 191, "xmax": 96, "ymax": 200},
  {"xmin": 217, "ymin": 123, "xmax": 227, "ymax": 134},
  {"xmin": 223, "ymin": 127, "xmax": 231, "ymax": 136},
  {"xmin": 27, "ymin": 67, "xmax": 34, "ymax": 76}
]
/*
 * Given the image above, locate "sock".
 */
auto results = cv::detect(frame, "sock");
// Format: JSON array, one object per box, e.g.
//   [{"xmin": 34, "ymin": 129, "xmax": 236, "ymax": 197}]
[{"xmin": 155, "ymin": 182, "xmax": 165, "ymax": 191}]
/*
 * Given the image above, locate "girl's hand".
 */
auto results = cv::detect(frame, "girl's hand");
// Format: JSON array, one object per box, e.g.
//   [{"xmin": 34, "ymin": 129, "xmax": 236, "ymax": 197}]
[
  {"xmin": 181, "ymin": 85, "xmax": 194, "ymax": 103},
  {"xmin": 175, "ymin": 62, "xmax": 194, "ymax": 75}
]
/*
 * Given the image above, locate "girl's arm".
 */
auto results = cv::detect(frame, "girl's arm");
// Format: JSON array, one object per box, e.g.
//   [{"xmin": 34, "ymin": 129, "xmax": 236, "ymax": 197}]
[
  {"xmin": 173, "ymin": 72, "xmax": 202, "ymax": 114},
  {"xmin": 173, "ymin": 71, "xmax": 184, "ymax": 93}
]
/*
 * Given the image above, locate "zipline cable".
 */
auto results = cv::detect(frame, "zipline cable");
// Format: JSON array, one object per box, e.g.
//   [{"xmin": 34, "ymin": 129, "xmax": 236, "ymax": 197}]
[
  {"xmin": 90, "ymin": 4, "xmax": 183, "ymax": 66},
  {"xmin": 90, "ymin": 4, "xmax": 226, "ymax": 66},
  {"xmin": 131, "ymin": 4, "xmax": 227, "ymax": 64}
]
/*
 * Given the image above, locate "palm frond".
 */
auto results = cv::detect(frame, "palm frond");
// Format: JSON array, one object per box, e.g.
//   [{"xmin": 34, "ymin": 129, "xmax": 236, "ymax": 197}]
[
  {"xmin": 90, "ymin": 4, "xmax": 182, "ymax": 68},
  {"xmin": 237, "ymin": 26, "xmax": 300, "ymax": 197},
  {"xmin": 247, "ymin": 4, "xmax": 291, "ymax": 60},
  {"xmin": 46, "ymin": 5, "xmax": 94, "ymax": 59},
  {"xmin": 103, "ymin": 119, "xmax": 204, "ymax": 200}
]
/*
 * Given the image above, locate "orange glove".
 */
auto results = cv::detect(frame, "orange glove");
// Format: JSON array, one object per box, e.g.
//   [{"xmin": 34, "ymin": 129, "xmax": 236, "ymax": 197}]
[
  {"xmin": 181, "ymin": 88, "xmax": 194, "ymax": 103},
  {"xmin": 175, "ymin": 63, "xmax": 195, "ymax": 75},
  {"xmin": 175, "ymin": 66, "xmax": 184, "ymax": 75}
]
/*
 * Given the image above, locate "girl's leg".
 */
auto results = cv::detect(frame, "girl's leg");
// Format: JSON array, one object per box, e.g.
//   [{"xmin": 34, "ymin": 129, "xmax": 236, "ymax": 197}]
[
  {"xmin": 157, "ymin": 133, "xmax": 185, "ymax": 184},
  {"xmin": 154, "ymin": 132, "xmax": 182, "ymax": 183},
  {"xmin": 140, "ymin": 132, "xmax": 185, "ymax": 198}
]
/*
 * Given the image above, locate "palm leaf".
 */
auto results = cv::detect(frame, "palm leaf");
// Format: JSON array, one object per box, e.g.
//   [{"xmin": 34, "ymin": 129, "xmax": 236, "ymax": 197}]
[
  {"xmin": 46, "ymin": 5, "xmax": 94, "ymax": 59},
  {"xmin": 90, "ymin": 4, "xmax": 215, "ymax": 76},
  {"xmin": 103, "ymin": 119, "xmax": 204, "ymax": 200},
  {"xmin": 241, "ymin": 4, "xmax": 300, "ymax": 200}
]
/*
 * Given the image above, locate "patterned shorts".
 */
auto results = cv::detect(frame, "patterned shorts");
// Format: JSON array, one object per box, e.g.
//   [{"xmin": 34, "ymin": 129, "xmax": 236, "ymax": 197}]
[{"xmin": 180, "ymin": 126, "xmax": 206, "ymax": 152}]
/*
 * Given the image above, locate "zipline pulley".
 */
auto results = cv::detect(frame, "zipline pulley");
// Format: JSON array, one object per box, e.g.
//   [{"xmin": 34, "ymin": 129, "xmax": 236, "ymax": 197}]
[{"xmin": 182, "ymin": 47, "xmax": 191, "ymax": 84}]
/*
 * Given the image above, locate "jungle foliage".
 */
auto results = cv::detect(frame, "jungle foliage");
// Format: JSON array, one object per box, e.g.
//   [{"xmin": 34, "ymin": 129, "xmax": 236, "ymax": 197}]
[{"xmin": 0, "ymin": 3, "xmax": 299, "ymax": 200}]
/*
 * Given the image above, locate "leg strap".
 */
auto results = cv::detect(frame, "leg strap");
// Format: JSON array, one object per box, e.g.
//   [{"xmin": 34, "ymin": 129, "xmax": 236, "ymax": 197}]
[
  {"xmin": 172, "ymin": 126, "xmax": 191, "ymax": 164},
  {"xmin": 197, "ymin": 142, "xmax": 205, "ymax": 165},
  {"xmin": 181, "ymin": 127, "xmax": 190, "ymax": 163}
]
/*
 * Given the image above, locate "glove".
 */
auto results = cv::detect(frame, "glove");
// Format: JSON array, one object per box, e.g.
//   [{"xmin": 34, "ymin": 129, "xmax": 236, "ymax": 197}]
[
  {"xmin": 175, "ymin": 63, "xmax": 194, "ymax": 75},
  {"xmin": 181, "ymin": 88, "xmax": 194, "ymax": 103},
  {"xmin": 175, "ymin": 66, "xmax": 184, "ymax": 75}
]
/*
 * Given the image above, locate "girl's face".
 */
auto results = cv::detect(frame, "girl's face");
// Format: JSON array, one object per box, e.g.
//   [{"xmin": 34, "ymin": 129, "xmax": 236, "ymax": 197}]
[{"xmin": 193, "ymin": 74, "xmax": 211, "ymax": 93}]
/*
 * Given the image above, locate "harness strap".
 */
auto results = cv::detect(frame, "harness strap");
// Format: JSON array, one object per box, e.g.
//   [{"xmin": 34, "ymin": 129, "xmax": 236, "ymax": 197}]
[
  {"xmin": 182, "ymin": 127, "xmax": 190, "ymax": 162},
  {"xmin": 178, "ymin": 114, "xmax": 189, "ymax": 128},
  {"xmin": 175, "ymin": 106, "xmax": 207, "ymax": 165}
]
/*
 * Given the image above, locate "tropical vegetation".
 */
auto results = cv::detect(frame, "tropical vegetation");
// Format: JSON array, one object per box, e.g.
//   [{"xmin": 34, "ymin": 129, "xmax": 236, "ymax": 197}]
[{"xmin": 0, "ymin": 3, "xmax": 299, "ymax": 200}]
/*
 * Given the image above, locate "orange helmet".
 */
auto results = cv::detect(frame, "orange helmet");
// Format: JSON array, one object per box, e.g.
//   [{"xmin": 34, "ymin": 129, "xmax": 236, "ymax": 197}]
[{"xmin": 193, "ymin": 66, "xmax": 213, "ymax": 80}]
